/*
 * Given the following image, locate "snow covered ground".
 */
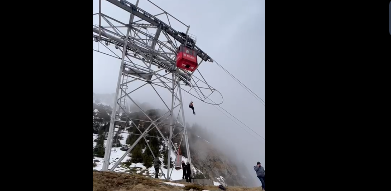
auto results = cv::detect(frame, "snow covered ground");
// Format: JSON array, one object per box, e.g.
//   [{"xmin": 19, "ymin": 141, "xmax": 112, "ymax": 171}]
[
  {"xmin": 93, "ymin": 129, "xmax": 225, "ymax": 185},
  {"xmin": 93, "ymin": 128, "xmax": 191, "ymax": 179},
  {"xmin": 216, "ymin": 176, "xmax": 227, "ymax": 186},
  {"xmin": 93, "ymin": 128, "xmax": 131, "ymax": 172}
]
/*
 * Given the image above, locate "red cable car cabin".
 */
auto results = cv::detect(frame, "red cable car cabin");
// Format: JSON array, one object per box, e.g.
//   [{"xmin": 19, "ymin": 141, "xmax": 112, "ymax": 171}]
[{"xmin": 176, "ymin": 45, "xmax": 198, "ymax": 72}]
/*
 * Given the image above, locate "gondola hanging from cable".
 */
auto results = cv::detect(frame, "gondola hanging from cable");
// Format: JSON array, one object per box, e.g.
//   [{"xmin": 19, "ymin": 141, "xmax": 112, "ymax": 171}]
[{"xmin": 176, "ymin": 44, "xmax": 198, "ymax": 72}]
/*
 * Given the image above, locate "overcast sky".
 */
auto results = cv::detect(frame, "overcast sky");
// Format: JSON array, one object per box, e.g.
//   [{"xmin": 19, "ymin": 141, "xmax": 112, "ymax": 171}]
[{"xmin": 93, "ymin": 0, "xmax": 265, "ymax": 187}]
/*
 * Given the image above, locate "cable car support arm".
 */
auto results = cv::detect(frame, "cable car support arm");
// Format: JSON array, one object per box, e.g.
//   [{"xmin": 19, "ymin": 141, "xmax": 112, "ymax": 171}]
[{"xmin": 106, "ymin": 0, "xmax": 213, "ymax": 62}]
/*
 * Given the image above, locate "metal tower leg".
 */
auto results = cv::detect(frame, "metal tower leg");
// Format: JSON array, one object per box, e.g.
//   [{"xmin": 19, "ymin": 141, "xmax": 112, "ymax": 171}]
[
  {"xmin": 102, "ymin": 0, "xmax": 139, "ymax": 171},
  {"xmin": 177, "ymin": 81, "xmax": 193, "ymax": 177},
  {"xmin": 101, "ymin": 47, "xmax": 126, "ymax": 171},
  {"xmin": 166, "ymin": 73, "xmax": 175, "ymax": 180}
]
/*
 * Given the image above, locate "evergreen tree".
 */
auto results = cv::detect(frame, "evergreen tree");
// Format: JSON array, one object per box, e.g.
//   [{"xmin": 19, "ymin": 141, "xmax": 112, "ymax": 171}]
[
  {"xmin": 93, "ymin": 122, "xmax": 100, "ymax": 134},
  {"xmin": 132, "ymin": 119, "xmax": 140, "ymax": 129},
  {"xmin": 142, "ymin": 138, "xmax": 158, "ymax": 168},
  {"xmin": 130, "ymin": 144, "xmax": 143, "ymax": 163},
  {"xmin": 93, "ymin": 132, "xmax": 105, "ymax": 158},
  {"xmin": 142, "ymin": 153, "xmax": 154, "ymax": 168},
  {"xmin": 95, "ymin": 106, "xmax": 111, "ymax": 122},
  {"xmin": 149, "ymin": 137, "xmax": 160, "ymax": 157},
  {"xmin": 126, "ymin": 133, "xmax": 138, "ymax": 145},
  {"xmin": 123, "ymin": 158, "xmax": 132, "ymax": 167}
]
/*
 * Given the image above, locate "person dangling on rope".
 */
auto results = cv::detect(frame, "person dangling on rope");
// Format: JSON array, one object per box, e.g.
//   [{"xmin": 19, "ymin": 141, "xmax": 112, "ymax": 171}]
[{"xmin": 189, "ymin": 101, "xmax": 195, "ymax": 115}]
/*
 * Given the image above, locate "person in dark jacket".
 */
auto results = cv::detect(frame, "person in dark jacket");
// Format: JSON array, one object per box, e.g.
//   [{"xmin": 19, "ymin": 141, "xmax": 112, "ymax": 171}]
[
  {"xmin": 189, "ymin": 102, "xmax": 195, "ymax": 115},
  {"xmin": 185, "ymin": 162, "xmax": 192, "ymax": 182},
  {"xmin": 254, "ymin": 162, "xmax": 265, "ymax": 190},
  {"xmin": 182, "ymin": 161, "xmax": 187, "ymax": 179},
  {"xmin": 153, "ymin": 158, "xmax": 162, "ymax": 178},
  {"xmin": 218, "ymin": 185, "xmax": 227, "ymax": 190}
]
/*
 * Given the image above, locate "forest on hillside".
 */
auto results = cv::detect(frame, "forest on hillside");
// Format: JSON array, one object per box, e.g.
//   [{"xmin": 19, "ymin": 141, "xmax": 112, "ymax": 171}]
[{"xmin": 93, "ymin": 102, "xmax": 193, "ymax": 170}]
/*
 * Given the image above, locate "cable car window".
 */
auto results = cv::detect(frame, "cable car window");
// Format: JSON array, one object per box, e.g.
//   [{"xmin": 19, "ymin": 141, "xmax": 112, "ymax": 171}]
[{"xmin": 183, "ymin": 47, "xmax": 188, "ymax": 54}]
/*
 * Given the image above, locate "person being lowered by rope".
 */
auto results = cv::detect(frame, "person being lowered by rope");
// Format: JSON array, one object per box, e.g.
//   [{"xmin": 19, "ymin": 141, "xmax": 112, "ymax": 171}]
[{"xmin": 189, "ymin": 101, "xmax": 195, "ymax": 115}]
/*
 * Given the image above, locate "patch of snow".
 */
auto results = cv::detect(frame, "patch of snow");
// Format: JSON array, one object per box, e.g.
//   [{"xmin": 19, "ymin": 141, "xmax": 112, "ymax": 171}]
[
  {"xmin": 93, "ymin": 134, "xmax": 99, "ymax": 147},
  {"xmin": 119, "ymin": 132, "xmax": 128, "ymax": 145},
  {"xmin": 213, "ymin": 181, "xmax": 221, "ymax": 186},
  {"xmin": 93, "ymin": 130, "xmax": 131, "ymax": 172},
  {"xmin": 162, "ymin": 182, "xmax": 185, "ymax": 187},
  {"xmin": 129, "ymin": 162, "xmax": 146, "ymax": 168},
  {"xmin": 93, "ymin": 132, "xmax": 202, "ymax": 181},
  {"xmin": 216, "ymin": 176, "xmax": 227, "ymax": 187}
]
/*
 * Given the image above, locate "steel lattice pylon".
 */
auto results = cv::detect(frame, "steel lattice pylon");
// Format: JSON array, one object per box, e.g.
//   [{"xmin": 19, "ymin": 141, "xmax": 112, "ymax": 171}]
[{"xmin": 93, "ymin": 0, "xmax": 221, "ymax": 180}]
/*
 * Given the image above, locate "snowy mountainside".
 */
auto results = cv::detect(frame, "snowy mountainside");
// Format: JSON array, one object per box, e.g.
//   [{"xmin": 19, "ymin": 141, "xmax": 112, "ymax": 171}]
[
  {"xmin": 93, "ymin": 101, "xmax": 249, "ymax": 186},
  {"xmin": 93, "ymin": 127, "xmax": 209, "ymax": 182}
]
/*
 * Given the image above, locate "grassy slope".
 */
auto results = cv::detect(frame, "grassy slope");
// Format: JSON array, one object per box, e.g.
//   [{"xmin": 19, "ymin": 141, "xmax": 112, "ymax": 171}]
[{"xmin": 93, "ymin": 171, "xmax": 262, "ymax": 191}]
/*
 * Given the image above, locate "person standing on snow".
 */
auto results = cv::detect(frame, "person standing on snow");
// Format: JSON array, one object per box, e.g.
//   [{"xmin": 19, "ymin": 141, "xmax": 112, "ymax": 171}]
[
  {"xmin": 182, "ymin": 161, "xmax": 187, "ymax": 179},
  {"xmin": 254, "ymin": 162, "xmax": 265, "ymax": 190},
  {"xmin": 185, "ymin": 162, "xmax": 192, "ymax": 182},
  {"xmin": 153, "ymin": 158, "xmax": 162, "ymax": 179}
]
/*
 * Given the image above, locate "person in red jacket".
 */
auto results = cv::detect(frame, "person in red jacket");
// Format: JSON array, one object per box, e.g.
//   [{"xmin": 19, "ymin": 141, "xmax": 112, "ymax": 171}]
[{"xmin": 189, "ymin": 102, "xmax": 195, "ymax": 115}]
